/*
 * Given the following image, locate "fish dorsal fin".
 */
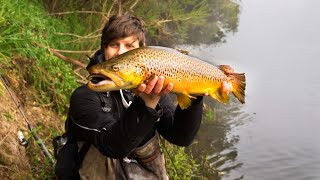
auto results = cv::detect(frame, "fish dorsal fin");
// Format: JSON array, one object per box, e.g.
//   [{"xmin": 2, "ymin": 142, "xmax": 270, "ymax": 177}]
[
  {"xmin": 176, "ymin": 93, "xmax": 196, "ymax": 109},
  {"xmin": 218, "ymin": 65, "xmax": 235, "ymax": 74}
]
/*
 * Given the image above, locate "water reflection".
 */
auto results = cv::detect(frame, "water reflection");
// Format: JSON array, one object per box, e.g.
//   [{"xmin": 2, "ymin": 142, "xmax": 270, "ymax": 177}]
[{"xmin": 186, "ymin": 97, "xmax": 251, "ymax": 179}]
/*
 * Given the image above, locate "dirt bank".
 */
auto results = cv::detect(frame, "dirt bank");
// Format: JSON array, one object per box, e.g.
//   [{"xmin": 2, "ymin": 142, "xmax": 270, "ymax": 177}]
[{"xmin": 0, "ymin": 74, "xmax": 64, "ymax": 179}]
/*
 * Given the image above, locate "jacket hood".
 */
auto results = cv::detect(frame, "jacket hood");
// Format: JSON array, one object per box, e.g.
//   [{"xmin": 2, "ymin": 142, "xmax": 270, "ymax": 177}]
[{"xmin": 86, "ymin": 50, "xmax": 105, "ymax": 70}]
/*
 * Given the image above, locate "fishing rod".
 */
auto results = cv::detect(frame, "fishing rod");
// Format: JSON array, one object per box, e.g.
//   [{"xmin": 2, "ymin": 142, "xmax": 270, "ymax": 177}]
[{"xmin": 0, "ymin": 75, "xmax": 55, "ymax": 165}]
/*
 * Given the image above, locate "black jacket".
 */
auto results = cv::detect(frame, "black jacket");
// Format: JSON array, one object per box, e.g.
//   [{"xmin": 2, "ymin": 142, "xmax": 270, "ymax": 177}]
[{"xmin": 65, "ymin": 51, "xmax": 203, "ymax": 159}]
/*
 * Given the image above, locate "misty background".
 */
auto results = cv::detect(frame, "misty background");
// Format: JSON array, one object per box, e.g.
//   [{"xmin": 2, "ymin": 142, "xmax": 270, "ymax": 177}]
[{"xmin": 186, "ymin": 0, "xmax": 320, "ymax": 179}]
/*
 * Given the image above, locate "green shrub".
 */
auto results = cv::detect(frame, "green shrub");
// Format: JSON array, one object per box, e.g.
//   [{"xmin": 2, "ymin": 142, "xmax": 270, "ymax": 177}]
[
  {"xmin": 161, "ymin": 139, "xmax": 201, "ymax": 179},
  {"xmin": 0, "ymin": 0, "xmax": 78, "ymax": 114}
]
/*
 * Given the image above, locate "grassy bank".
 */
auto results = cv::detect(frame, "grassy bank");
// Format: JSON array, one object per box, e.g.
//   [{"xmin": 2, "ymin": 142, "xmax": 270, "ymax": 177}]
[{"xmin": 0, "ymin": 0, "xmax": 79, "ymax": 115}]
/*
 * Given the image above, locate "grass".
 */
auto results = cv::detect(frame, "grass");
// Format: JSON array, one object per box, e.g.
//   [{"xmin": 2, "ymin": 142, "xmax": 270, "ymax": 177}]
[
  {"xmin": 161, "ymin": 139, "xmax": 203, "ymax": 180},
  {"xmin": 1, "ymin": 0, "xmax": 79, "ymax": 115}
]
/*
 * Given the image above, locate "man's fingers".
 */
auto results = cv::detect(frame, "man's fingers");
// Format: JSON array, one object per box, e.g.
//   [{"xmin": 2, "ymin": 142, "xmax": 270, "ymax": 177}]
[
  {"xmin": 228, "ymin": 82, "xmax": 233, "ymax": 92},
  {"xmin": 221, "ymin": 81, "xmax": 231, "ymax": 95},
  {"xmin": 153, "ymin": 76, "xmax": 165, "ymax": 94},
  {"xmin": 144, "ymin": 76, "xmax": 158, "ymax": 94},
  {"xmin": 136, "ymin": 76, "xmax": 174, "ymax": 96},
  {"xmin": 161, "ymin": 83, "xmax": 173, "ymax": 95},
  {"xmin": 134, "ymin": 83, "xmax": 146, "ymax": 94}
]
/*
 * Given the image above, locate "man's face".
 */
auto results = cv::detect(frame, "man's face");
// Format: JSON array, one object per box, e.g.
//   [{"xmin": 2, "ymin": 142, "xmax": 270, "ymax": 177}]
[{"xmin": 104, "ymin": 35, "xmax": 140, "ymax": 60}]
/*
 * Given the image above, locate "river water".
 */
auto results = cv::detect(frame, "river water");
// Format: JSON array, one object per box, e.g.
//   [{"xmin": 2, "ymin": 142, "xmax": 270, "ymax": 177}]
[{"xmin": 185, "ymin": 0, "xmax": 320, "ymax": 179}]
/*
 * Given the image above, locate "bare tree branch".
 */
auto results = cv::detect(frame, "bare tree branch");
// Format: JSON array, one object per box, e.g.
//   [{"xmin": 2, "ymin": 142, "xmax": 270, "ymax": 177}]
[
  {"xmin": 50, "ymin": 49, "xmax": 94, "ymax": 54},
  {"xmin": 49, "ymin": 48, "xmax": 86, "ymax": 68},
  {"xmin": 117, "ymin": 0, "xmax": 122, "ymax": 15},
  {"xmin": 107, "ymin": 2, "xmax": 115, "ymax": 18},
  {"xmin": 54, "ymin": 32, "xmax": 101, "ymax": 39},
  {"xmin": 130, "ymin": 0, "xmax": 139, "ymax": 10},
  {"xmin": 61, "ymin": 37, "xmax": 100, "ymax": 44},
  {"xmin": 0, "ymin": 125, "xmax": 12, "ymax": 146},
  {"xmin": 73, "ymin": 68, "xmax": 88, "ymax": 84},
  {"xmin": 0, "ymin": 164, "xmax": 11, "ymax": 170},
  {"xmin": 50, "ymin": 11, "xmax": 108, "ymax": 16},
  {"xmin": 76, "ymin": 79, "xmax": 88, "ymax": 84},
  {"xmin": 35, "ymin": 43, "xmax": 86, "ymax": 68},
  {"xmin": 54, "ymin": 32, "xmax": 101, "ymax": 45},
  {"xmin": 153, "ymin": 17, "xmax": 192, "ymax": 26},
  {"xmin": 101, "ymin": 0, "xmax": 109, "ymax": 21}
]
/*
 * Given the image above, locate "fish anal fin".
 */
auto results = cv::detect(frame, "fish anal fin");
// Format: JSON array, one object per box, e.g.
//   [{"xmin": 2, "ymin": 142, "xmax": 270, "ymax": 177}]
[
  {"xmin": 176, "ymin": 93, "xmax": 195, "ymax": 109},
  {"xmin": 209, "ymin": 90, "xmax": 229, "ymax": 104}
]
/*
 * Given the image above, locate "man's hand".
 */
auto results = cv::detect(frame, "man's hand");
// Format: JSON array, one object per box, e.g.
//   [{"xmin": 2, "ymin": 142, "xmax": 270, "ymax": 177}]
[
  {"xmin": 134, "ymin": 76, "xmax": 173, "ymax": 109},
  {"xmin": 204, "ymin": 81, "xmax": 233, "ymax": 96},
  {"xmin": 221, "ymin": 81, "xmax": 233, "ymax": 95}
]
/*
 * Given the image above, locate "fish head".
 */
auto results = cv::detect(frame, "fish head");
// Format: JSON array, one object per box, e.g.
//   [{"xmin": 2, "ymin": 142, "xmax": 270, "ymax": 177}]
[{"xmin": 87, "ymin": 53, "xmax": 146, "ymax": 92}]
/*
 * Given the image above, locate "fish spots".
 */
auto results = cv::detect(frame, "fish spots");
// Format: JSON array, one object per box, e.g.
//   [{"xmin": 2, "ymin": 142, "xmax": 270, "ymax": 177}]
[{"xmin": 112, "ymin": 47, "xmax": 228, "ymax": 89}]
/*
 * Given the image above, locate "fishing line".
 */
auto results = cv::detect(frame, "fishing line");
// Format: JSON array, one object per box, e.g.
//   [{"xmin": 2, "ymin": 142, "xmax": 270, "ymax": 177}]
[
  {"xmin": 0, "ymin": 75, "xmax": 55, "ymax": 165},
  {"xmin": 160, "ymin": 137, "xmax": 182, "ymax": 179}
]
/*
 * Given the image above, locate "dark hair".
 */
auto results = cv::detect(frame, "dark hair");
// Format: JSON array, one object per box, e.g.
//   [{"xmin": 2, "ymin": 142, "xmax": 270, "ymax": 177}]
[{"xmin": 101, "ymin": 14, "xmax": 147, "ymax": 50}]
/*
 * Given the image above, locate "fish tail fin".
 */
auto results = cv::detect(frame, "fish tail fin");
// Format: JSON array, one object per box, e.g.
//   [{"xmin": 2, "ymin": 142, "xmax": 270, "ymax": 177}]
[
  {"xmin": 176, "ymin": 93, "xmax": 196, "ymax": 109},
  {"xmin": 219, "ymin": 65, "xmax": 246, "ymax": 104},
  {"xmin": 229, "ymin": 73, "xmax": 246, "ymax": 104}
]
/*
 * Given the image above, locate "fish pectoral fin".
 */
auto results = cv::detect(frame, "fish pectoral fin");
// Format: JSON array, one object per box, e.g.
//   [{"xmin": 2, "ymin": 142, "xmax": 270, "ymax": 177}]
[
  {"xmin": 176, "ymin": 93, "xmax": 195, "ymax": 109},
  {"xmin": 209, "ymin": 90, "xmax": 229, "ymax": 104}
]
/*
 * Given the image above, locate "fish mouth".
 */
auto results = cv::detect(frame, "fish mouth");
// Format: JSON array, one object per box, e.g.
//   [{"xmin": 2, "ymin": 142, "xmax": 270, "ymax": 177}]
[{"xmin": 87, "ymin": 71, "xmax": 125, "ymax": 92}]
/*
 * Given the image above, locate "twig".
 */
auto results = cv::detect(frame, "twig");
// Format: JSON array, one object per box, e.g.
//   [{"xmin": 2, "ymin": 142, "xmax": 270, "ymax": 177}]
[
  {"xmin": 76, "ymin": 79, "xmax": 88, "ymax": 84},
  {"xmin": 101, "ymin": 0, "xmax": 108, "ymax": 21},
  {"xmin": 54, "ymin": 32, "xmax": 101, "ymax": 39},
  {"xmin": 73, "ymin": 68, "xmax": 88, "ymax": 83},
  {"xmin": 75, "ymin": 26, "xmax": 103, "ymax": 38},
  {"xmin": 0, "ymin": 164, "xmax": 11, "ymax": 170},
  {"xmin": 107, "ymin": 2, "xmax": 115, "ymax": 18},
  {"xmin": 49, "ymin": 48, "xmax": 94, "ymax": 54},
  {"xmin": 158, "ymin": 20, "xmax": 174, "ymax": 24},
  {"xmin": 0, "ymin": 123, "xmax": 13, "ymax": 147},
  {"xmin": 117, "ymin": 0, "xmax": 122, "ymax": 15},
  {"xmin": 129, "ymin": 0, "xmax": 139, "ymax": 11},
  {"xmin": 152, "ymin": 17, "xmax": 192, "ymax": 26},
  {"xmin": 0, "ymin": 132, "xmax": 10, "ymax": 147},
  {"xmin": 50, "ymin": 11, "xmax": 108, "ymax": 16},
  {"xmin": 60, "ymin": 37, "xmax": 100, "ymax": 44},
  {"xmin": 49, "ymin": 48, "xmax": 86, "ymax": 68},
  {"xmin": 34, "ymin": 42, "xmax": 87, "ymax": 68}
]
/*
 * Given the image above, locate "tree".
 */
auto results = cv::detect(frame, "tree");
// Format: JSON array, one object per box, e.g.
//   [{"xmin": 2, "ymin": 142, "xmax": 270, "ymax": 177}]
[{"xmin": 42, "ymin": 0, "xmax": 240, "ymax": 49}]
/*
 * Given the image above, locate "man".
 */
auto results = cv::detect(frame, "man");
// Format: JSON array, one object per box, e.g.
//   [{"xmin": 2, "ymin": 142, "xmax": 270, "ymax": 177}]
[{"xmin": 58, "ymin": 14, "xmax": 231, "ymax": 179}]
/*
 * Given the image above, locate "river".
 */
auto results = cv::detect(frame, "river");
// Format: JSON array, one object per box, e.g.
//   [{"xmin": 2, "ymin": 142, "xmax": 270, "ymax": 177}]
[{"xmin": 184, "ymin": 0, "xmax": 320, "ymax": 179}]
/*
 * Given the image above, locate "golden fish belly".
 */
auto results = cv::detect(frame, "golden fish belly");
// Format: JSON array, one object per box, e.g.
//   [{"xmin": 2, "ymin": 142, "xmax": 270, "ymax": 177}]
[{"xmin": 160, "ymin": 73, "xmax": 226, "ymax": 95}]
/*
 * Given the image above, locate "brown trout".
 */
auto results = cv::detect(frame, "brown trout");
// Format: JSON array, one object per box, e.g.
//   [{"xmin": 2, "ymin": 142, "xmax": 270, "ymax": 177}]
[{"xmin": 87, "ymin": 46, "xmax": 246, "ymax": 109}]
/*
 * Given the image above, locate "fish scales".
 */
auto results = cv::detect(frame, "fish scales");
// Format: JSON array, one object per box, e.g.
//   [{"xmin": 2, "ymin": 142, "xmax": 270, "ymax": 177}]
[
  {"xmin": 131, "ymin": 48, "xmax": 227, "ymax": 94},
  {"xmin": 87, "ymin": 46, "xmax": 246, "ymax": 109}
]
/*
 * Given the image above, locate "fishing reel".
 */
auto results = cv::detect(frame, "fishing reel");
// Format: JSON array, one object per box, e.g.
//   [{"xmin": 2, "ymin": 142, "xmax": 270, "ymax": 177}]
[{"xmin": 17, "ymin": 130, "xmax": 28, "ymax": 147}]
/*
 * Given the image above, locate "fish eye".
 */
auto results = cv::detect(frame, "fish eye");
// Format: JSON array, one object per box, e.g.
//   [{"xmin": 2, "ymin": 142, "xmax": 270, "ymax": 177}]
[{"xmin": 111, "ymin": 65, "xmax": 119, "ymax": 71}]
